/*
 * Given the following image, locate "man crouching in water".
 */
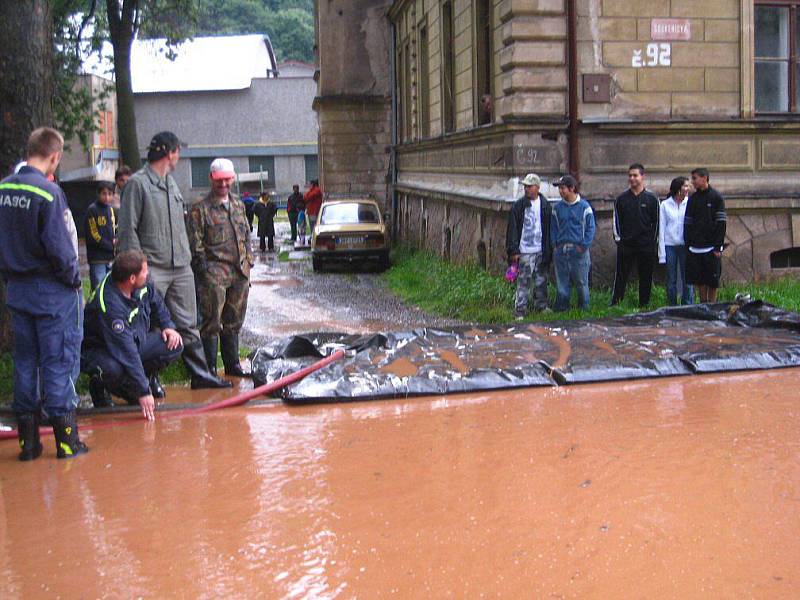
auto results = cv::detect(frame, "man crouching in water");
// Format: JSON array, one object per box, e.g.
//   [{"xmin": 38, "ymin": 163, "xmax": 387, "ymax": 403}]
[{"xmin": 81, "ymin": 250, "xmax": 183, "ymax": 420}]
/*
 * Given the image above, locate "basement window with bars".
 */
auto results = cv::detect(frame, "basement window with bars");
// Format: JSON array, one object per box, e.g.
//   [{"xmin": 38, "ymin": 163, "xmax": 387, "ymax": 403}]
[
  {"xmin": 770, "ymin": 247, "xmax": 800, "ymax": 267},
  {"xmin": 755, "ymin": 2, "xmax": 800, "ymax": 112}
]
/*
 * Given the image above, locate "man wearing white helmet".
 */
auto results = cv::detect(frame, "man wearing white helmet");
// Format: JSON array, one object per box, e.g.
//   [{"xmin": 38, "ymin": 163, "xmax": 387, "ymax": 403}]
[{"xmin": 186, "ymin": 158, "xmax": 254, "ymax": 378}]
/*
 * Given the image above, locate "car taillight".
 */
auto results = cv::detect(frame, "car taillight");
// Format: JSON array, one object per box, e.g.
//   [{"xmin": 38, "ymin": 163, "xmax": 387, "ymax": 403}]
[
  {"xmin": 366, "ymin": 234, "xmax": 384, "ymax": 248},
  {"xmin": 316, "ymin": 235, "xmax": 335, "ymax": 250}
]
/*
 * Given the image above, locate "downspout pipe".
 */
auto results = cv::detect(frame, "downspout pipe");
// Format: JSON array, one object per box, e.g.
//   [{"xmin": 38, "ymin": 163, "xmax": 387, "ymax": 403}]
[
  {"xmin": 567, "ymin": 0, "xmax": 580, "ymax": 181},
  {"xmin": 389, "ymin": 18, "xmax": 399, "ymax": 240}
]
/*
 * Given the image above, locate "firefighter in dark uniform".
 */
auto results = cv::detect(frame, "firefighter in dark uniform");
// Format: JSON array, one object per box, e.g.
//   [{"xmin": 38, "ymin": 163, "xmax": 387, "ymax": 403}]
[
  {"xmin": 0, "ymin": 127, "xmax": 88, "ymax": 460},
  {"xmin": 186, "ymin": 158, "xmax": 253, "ymax": 377},
  {"xmin": 82, "ymin": 250, "xmax": 183, "ymax": 420}
]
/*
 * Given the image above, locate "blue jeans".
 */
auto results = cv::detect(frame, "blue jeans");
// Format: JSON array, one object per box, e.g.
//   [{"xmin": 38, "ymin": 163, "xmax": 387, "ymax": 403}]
[
  {"xmin": 554, "ymin": 245, "xmax": 590, "ymax": 311},
  {"xmin": 665, "ymin": 245, "xmax": 693, "ymax": 305},
  {"xmin": 89, "ymin": 262, "xmax": 111, "ymax": 291},
  {"xmin": 7, "ymin": 278, "xmax": 83, "ymax": 417}
]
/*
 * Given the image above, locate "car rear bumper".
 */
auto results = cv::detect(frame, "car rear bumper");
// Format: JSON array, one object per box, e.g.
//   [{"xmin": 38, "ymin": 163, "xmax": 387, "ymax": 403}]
[{"xmin": 312, "ymin": 248, "xmax": 388, "ymax": 261}]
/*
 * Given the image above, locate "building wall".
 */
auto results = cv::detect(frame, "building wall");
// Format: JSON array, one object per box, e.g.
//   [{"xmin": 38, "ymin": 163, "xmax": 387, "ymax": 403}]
[
  {"xmin": 577, "ymin": 0, "xmax": 741, "ymax": 122},
  {"xmin": 134, "ymin": 76, "xmax": 318, "ymax": 198},
  {"xmin": 60, "ymin": 73, "xmax": 119, "ymax": 181},
  {"xmin": 314, "ymin": 0, "xmax": 393, "ymax": 208},
  {"xmin": 386, "ymin": 0, "xmax": 800, "ymax": 284}
]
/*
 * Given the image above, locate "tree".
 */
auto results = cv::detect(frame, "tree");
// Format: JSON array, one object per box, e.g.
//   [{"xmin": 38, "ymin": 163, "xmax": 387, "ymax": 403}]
[
  {"xmin": 105, "ymin": 0, "xmax": 195, "ymax": 170},
  {"xmin": 0, "ymin": 0, "xmax": 56, "ymax": 353},
  {"xmin": 0, "ymin": 0, "xmax": 55, "ymax": 175},
  {"xmin": 192, "ymin": 0, "xmax": 314, "ymax": 63},
  {"xmin": 263, "ymin": 7, "xmax": 313, "ymax": 63},
  {"xmin": 53, "ymin": 0, "xmax": 110, "ymax": 152}
]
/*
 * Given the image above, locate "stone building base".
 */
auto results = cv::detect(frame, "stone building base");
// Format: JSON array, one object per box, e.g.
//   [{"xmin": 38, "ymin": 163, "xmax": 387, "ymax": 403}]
[{"xmin": 396, "ymin": 190, "xmax": 800, "ymax": 286}]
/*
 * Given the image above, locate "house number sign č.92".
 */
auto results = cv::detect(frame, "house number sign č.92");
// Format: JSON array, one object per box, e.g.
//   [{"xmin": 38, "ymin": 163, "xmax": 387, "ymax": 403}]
[{"xmin": 632, "ymin": 43, "xmax": 671, "ymax": 68}]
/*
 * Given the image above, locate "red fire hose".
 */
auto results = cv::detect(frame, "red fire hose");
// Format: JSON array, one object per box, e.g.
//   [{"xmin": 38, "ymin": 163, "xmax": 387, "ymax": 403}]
[{"xmin": 0, "ymin": 349, "xmax": 345, "ymax": 441}]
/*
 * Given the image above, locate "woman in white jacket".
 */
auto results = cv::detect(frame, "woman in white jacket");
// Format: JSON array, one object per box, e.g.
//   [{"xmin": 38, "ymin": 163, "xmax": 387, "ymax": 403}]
[{"xmin": 658, "ymin": 176, "xmax": 693, "ymax": 305}]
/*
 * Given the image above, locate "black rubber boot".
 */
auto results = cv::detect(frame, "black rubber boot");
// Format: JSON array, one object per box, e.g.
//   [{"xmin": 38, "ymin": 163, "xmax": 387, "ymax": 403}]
[
  {"xmin": 221, "ymin": 333, "xmax": 250, "ymax": 377},
  {"xmin": 201, "ymin": 336, "xmax": 219, "ymax": 376},
  {"xmin": 16, "ymin": 412, "xmax": 43, "ymax": 462},
  {"xmin": 89, "ymin": 374, "xmax": 114, "ymax": 408},
  {"xmin": 52, "ymin": 412, "xmax": 89, "ymax": 459},
  {"xmin": 183, "ymin": 341, "xmax": 232, "ymax": 390},
  {"xmin": 149, "ymin": 374, "xmax": 166, "ymax": 399}
]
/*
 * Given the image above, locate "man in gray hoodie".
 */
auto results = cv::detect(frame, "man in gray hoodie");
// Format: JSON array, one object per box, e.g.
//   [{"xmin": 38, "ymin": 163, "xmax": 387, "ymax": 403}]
[{"xmin": 117, "ymin": 131, "xmax": 230, "ymax": 390}]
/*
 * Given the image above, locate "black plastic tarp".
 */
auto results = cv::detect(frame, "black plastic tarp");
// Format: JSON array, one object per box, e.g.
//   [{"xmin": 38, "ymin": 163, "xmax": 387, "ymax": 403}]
[{"xmin": 250, "ymin": 301, "xmax": 800, "ymax": 404}]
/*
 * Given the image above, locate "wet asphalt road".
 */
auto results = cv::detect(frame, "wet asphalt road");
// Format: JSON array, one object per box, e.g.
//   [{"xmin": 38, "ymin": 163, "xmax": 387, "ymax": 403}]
[{"xmin": 240, "ymin": 220, "xmax": 460, "ymax": 351}]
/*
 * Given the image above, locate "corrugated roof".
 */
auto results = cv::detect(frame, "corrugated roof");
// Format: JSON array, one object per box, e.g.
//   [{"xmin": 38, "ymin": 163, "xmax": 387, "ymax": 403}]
[{"xmin": 83, "ymin": 34, "xmax": 277, "ymax": 93}]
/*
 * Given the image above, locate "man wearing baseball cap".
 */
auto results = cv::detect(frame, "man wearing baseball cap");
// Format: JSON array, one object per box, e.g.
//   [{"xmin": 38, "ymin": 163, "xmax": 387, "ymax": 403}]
[
  {"xmin": 117, "ymin": 131, "xmax": 231, "ymax": 390},
  {"xmin": 186, "ymin": 158, "xmax": 254, "ymax": 377},
  {"xmin": 505, "ymin": 173, "xmax": 553, "ymax": 319}
]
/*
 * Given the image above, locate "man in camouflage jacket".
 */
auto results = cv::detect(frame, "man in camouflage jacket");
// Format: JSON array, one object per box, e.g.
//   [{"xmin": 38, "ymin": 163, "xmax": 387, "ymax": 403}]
[{"xmin": 186, "ymin": 158, "xmax": 254, "ymax": 377}]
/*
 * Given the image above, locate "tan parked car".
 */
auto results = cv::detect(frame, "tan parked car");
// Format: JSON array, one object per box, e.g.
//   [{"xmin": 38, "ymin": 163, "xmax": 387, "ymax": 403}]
[{"xmin": 311, "ymin": 199, "xmax": 390, "ymax": 271}]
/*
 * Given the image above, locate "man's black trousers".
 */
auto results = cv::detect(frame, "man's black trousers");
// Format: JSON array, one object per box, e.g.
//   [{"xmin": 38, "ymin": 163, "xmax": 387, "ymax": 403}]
[{"xmin": 610, "ymin": 245, "xmax": 656, "ymax": 307}]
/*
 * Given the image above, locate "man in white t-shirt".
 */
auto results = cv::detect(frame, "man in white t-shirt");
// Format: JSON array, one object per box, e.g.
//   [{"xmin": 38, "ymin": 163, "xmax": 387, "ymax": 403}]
[{"xmin": 505, "ymin": 173, "xmax": 553, "ymax": 319}]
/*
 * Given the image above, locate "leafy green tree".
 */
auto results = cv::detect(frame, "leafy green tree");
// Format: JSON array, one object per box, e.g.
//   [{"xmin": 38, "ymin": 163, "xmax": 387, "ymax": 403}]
[
  {"xmin": 106, "ymin": 0, "xmax": 196, "ymax": 170},
  {"xmin": 192, "ymin": 0, "xmax": 314, "ymax": 63},
  {"xmin": 263, "ymin": 8, "xmax": 313, "ymax": 62},
  {"xmin": 52, "ymin": 0, "xmax": 110, "ymax": 152}
]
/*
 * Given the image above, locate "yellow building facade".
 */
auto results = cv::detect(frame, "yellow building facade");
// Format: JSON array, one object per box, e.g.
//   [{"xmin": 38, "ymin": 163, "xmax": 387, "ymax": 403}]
[{"xmin": 316, "ymin": 0, "xmax": 800, "ymax": 282}]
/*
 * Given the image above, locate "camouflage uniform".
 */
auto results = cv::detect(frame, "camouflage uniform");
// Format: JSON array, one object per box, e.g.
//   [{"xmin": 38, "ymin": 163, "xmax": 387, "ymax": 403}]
[
  {"xmin": 186, "ymin": 192, "xmax": 254, "ymax": 338},
  {"xmin": 515, "ymin": 253, "xmax": 549, "ymax": 315}
]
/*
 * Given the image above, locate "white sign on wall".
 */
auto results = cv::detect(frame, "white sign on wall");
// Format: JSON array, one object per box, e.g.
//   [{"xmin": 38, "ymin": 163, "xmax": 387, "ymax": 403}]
[
  {"xmin": 632, "ymin": 43, "xmax": 671, "ymax": 68},
  {"xmin": 651, "ymin": 19, "xmax": 691, "ymax": 41}
]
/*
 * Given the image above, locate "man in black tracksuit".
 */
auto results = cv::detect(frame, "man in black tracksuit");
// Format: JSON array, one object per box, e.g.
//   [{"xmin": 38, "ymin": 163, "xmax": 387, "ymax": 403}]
[
  {"xmin": 684, "ymin": 167, "xmax": 726, "ymax": 303},
  {"xmin": 610, "ymin": 163, "xmax": 660, "ymax": 307}
]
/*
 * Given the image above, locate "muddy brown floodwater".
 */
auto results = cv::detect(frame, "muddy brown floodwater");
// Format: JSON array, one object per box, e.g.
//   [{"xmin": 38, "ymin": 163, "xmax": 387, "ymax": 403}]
[{"xmin": 1, "ymin": 369, "xmax": 799, "ymax": 597}]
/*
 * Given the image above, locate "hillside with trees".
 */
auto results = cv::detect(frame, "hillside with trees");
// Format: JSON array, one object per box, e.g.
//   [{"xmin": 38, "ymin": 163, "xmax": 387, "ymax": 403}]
[{"xmin": 192, "ymin": 0, "xmax": 314, "ymax": 63}]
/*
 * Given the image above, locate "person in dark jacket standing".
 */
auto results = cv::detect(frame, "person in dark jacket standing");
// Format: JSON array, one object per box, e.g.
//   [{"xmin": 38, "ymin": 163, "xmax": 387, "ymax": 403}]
[
  {"xmin": 684, "ymin": 167, "xmax": 727, "ymax": 303},
  {"xmin": 82, "ymin": 250, "xmax": 182, "ymax": 417},
  {"xmin": 84, "ymin": 180, "xmax": 116, "ymax": 291},
  {"xmin": 610, "ymin": 163, "xmax": 660, "ymax": 307},
  {"xmin": 0, "ymin": 127, "xmax": 88, "ymax": 460},
  {"xmin": 286, "ymin": 184, "xmax": 303, "ymax": 242},
  {"xmin": 506, "ymin": 173, "xmax": 553, "ymax": 319},
  {"xmin": 241, "ymin": 192, "xmax": 256, "ymax": 232},
  {"xmin": 254, "ymin": 192, "xmax": 279, "ymax": 251},
  {"xmin": 117, "ymin": 131, "xmax": 230, "ymax": 389}
]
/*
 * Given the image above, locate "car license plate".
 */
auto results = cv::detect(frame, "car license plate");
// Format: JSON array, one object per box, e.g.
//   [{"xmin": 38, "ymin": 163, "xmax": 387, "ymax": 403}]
[{"xmin": 336, "ymin": 236, "xmax": 366, "ymax": 249}]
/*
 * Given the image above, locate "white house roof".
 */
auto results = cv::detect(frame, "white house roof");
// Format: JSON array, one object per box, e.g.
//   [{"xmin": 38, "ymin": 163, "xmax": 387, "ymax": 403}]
[
  {"xmin": 82, "ymin": 34, "xmax": 277, "ymax": 93},
  {"xmin": 131, "ymin": 34, "xmax": 276, "ymax": 93}
]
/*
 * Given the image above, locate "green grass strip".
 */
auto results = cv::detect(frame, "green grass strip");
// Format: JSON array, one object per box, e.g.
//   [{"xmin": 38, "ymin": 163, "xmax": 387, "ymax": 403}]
[{"xmin": 384, "ymin": 245, "xmax": 800, "ymax": 324}]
